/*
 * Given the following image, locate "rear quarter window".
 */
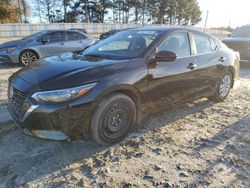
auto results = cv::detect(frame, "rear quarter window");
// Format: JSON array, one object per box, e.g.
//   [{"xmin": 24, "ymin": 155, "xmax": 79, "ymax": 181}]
[{"xmin": 43, "ymin": 32, "xmax": 63, "ymax": 43}]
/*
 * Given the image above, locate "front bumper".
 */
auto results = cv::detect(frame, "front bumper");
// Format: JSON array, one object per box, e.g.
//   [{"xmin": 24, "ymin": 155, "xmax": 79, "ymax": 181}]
[
  {"xmin": 8, "ymin": 99, "xmax": 95, "ymax": 141},
  {"xmin": 0, "ymin": 51, "xmax": 19, "ymax": 64}
]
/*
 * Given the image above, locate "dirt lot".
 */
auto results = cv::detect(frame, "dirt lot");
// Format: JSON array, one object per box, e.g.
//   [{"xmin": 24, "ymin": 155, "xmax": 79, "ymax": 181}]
[{"xmin": 0, "ymin": 62, "xmax": 250, "ymax": 188}]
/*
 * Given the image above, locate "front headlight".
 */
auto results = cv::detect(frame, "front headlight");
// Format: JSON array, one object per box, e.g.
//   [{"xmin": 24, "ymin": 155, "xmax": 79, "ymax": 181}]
[
  {"xmin": 0, "ymin": 46, "xmax": 17, "ymax": 53},
  {"xmin": 31, "ymin": 83, "xmax": 97, "ymax": 103}
]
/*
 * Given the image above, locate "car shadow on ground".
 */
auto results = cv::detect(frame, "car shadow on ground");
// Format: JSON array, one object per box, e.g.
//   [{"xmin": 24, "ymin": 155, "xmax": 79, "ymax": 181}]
[
  {"xmin": 190, "ymin": 114, "xmax": 250, "ymax": 187},
  {"xmin": 0, "ymin": 62, "xmax": 21, "ymax": 69},
  {"xmin": 0, "ymin": 98, "xmax": 216, "ymax": 186}
]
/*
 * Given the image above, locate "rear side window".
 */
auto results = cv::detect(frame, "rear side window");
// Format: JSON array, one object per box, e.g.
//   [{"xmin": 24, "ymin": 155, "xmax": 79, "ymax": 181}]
[
  {"xmin": 158, "ymin": 32, "xmax": 191, "ymax": 58},
  {"xmin": 43, "ymin": 32, "xmax": 63, "ymax": 43},
  {"xmin": 210, "ymin": 38, "xmax": 219, "ymax": 52},
  {"xmin": 66, "ymin": 31, "xmax": 86, "ymax": 41},
  {"xmin": 193, "ymin": 34, "xmax": 212, "ymax": 54}
]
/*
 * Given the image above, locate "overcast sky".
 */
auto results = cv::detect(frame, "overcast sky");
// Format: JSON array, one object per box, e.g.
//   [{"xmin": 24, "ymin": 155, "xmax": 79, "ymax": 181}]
[{"xmin": 197, "ymin": 0, "xmax": 250, "ymax": 28}]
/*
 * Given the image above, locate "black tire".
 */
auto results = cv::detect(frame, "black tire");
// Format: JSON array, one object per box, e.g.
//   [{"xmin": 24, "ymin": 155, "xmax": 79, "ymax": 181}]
[
  {"xmin": 209, "ymin": 71, "xmax": 233, "ymax": 102},
  {"xmin": 91, "ymin": 93, "xmax": 137, "ymax": 145},
  {"xmin": 19, "ymin": 50, "xmax": 38, "ymax": 66}
]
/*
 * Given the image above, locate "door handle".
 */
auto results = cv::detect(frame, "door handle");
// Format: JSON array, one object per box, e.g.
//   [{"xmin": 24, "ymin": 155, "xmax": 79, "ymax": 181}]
[
  {"xmin": 187, "ymin": 63, "xmax": 197, "ymax": 70},
  {"xmin": 219, "ymin": 57, "xmax": 226, "ymax": 62}
]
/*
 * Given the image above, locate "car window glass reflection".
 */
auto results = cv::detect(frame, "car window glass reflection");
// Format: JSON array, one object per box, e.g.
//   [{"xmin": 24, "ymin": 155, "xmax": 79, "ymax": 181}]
[
  {"xmin": 44, "ymin": 32, "xmax": 63, "ymax": 43},
  {"xmin": 193, "ymin": 34, "xmax": 212, "ymax": 54},
  {"xmin": 84, "ymin": 30, "xmax": 160, "ymax": 59},
  {"xmin": 158, "ymin": 33, "xmax": 191, "ymax": 58},
  {"xmin": 99, "ymin": 40, "xmax": 130, "ymax": 51},
  {"xmin": 66, "ymin": 31, "xmax": 85, "ymax": 41}
]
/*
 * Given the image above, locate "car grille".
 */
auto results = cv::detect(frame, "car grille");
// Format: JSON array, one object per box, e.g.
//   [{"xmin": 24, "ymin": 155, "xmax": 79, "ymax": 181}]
[{"xmin": 8, "ymin": 86, "xmax": 29, "ymax": 121}]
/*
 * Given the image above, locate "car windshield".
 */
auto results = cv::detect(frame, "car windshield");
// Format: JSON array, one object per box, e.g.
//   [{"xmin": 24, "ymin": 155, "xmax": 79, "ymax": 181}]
[
  {"xmin": 22, "ymin": 31, "xmax": 47, "ymax": 40},
  {"xmin": 84, "ymin": 30, "xmax": 162, "ymax": 59},
  {"xmin": 231, "ymin": 25, "xmax": 250, "ymax": 38}
]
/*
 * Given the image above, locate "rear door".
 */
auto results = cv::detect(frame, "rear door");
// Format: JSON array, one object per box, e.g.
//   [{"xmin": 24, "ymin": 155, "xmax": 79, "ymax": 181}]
[
  {"xmin": 38, "ymin": 31, "xmax": 66, "ymax": 58},
  {"xmin": 191, "ymin": 32, "xmax": 223, "ymax": 95},
  {"xmin": 65, "ymin": 31, "xmax": 89, "ymax": 52},
  {"xmin": 147, "ymin": 31, "xmax": 205, "ymax": 104}
]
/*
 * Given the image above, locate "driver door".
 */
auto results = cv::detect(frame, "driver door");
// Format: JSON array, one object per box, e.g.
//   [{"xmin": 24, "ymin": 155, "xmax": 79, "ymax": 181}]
[{"xmin": 146, "ymin": 32, "xmax": 203, "ymax": 104}]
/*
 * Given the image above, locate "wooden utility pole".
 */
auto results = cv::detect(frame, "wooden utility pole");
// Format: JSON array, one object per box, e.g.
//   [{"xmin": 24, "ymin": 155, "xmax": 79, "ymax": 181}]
[{"xmin": 204, "ymin": 10, "xmax": 209, "ymax": 30}]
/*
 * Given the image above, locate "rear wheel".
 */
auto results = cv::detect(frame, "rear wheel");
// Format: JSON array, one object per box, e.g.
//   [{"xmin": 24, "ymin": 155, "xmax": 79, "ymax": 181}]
[
  {"xmin": 91, "ymin": 93, "xmax": 136, "ymax": 145},
  {"xmin": 209, "ymin": 71, "xmax": 232, "ymax": 102},
  {"xmin": 19, "ymin": 50, "xmax": 38, "ymax": 66}
]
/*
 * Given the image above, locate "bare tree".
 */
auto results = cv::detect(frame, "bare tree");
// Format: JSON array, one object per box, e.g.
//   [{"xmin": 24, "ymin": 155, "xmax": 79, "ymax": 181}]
[
  {"xmin": 12, "ymin": 0, "xmax": 30, "ymax": 23},
  {"xmin": 38, "ymin": 0, "xmax": 59, "ymax": 23}
]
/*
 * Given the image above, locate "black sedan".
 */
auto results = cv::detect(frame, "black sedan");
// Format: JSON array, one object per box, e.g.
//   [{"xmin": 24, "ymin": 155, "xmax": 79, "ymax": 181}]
[
  {"xmin": 223, "ymin": 25, "xmax": 250, "ymax": 62},
  {"xmin": 7, "ymin": 27, "xmax": 240, "ymax": 145}
]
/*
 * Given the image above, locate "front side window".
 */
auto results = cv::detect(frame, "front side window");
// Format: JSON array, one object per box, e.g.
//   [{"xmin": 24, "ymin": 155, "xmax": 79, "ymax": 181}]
[
  {"xmin": 43, "ymin": 32, "xmax": 63, "ymax": 43},
  {"xmin": 158, "ymin": 32, "xmax": 191, "ymax": 58},
  {"xmin": 84, "ymin": 30, "xmax": 161, "ymax": 59},
  {"xmin": 66, "ymin": 31, "xmax": 86, "ymax": 41},
  {"xmin": 193, "ymin": 34, "xmax": 212, "ymax": 54}
]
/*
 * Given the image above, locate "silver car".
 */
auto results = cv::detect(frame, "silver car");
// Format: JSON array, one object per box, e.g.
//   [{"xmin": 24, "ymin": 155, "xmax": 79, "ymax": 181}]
[{"xmin": 0, "ymin": 30, "xmax": 96, "ymax": 66}]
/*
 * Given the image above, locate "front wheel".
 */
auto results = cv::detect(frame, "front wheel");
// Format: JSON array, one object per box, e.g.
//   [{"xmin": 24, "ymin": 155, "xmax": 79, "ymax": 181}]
[
  {"xmin": 91, "ymin": 93, "xmax": 136, "ymax": 145},
  {"xmin": 209, "ymin": 71, "xmax": 233, "ymax": 102}
]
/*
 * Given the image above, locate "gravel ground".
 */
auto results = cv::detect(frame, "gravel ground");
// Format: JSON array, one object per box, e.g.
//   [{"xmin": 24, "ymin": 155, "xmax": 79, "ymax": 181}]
[{"xmin": 0, "ymin": 62, "xmax": 250, "ymax": 188}]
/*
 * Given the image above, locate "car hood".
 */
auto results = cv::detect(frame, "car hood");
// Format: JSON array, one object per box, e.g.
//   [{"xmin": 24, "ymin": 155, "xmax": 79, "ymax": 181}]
[
  {"xmin": 0, "ymin": 39, "xmax": 29, "ymax": 48},
  {"xmin": 14, "ymin": 53, "xmax": 130, "ymax": 90}
]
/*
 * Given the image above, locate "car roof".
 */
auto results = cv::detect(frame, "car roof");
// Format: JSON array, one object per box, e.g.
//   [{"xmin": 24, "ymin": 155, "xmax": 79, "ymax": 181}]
[
  {"xmin": 130, "ymin": 26, "xmax": 209, "ymax": 35},
  {"xmin": 43, "ymin": 29, "xmax": 81, "ymax": 33}
]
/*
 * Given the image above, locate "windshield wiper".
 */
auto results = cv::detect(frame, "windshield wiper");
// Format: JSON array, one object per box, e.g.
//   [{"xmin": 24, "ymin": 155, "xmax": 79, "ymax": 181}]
[{"xmin": 84, "ymin": 54, "xmax": 111, "ymax": 59}]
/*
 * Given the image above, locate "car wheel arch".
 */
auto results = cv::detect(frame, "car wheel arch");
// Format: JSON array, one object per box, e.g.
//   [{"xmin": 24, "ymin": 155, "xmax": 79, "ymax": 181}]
[
  {"xmin": 20, "ymin": 49, "xmax": 40, "ymax": 59},
  {"xmin": 94, "ymin": 85, "xmax": 142, "ymax": 125},
  {"xmin": 226, "ymin": 66, "xmax": 235, "ymax": 88}
]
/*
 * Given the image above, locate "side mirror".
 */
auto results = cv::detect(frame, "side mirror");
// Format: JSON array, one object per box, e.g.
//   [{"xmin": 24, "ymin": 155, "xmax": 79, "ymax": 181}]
[
  {"xmin": 41, "ymin": 38, "xmax": 49, "ymax": 44},
  {"xmin": 155, "ymin": 51, "xmax": 177, "ymax": 62}
]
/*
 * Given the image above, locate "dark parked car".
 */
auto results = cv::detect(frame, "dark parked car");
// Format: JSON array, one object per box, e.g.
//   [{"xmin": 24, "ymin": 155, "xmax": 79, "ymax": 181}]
[
  {"xmin": 0, "ymin": 30, "xmax": 95, "ymax": 66},
  {"xmin": 7, "ymin": 27, "xmax": 240, "ymax": 145},
  {"xmin": 99, "ymin": 28, "xmax": 133, "ymax": 40},
  {"xmin": 68, "ymin": 28, "xmax": 87, "ymax": 34},
  {"xmin": 99, "ymin": 29, "xmax": 121, "ymax": 40},
  {"xmin": 223, "ymin": 25, "xmax": 250, "ymax": 62}
]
